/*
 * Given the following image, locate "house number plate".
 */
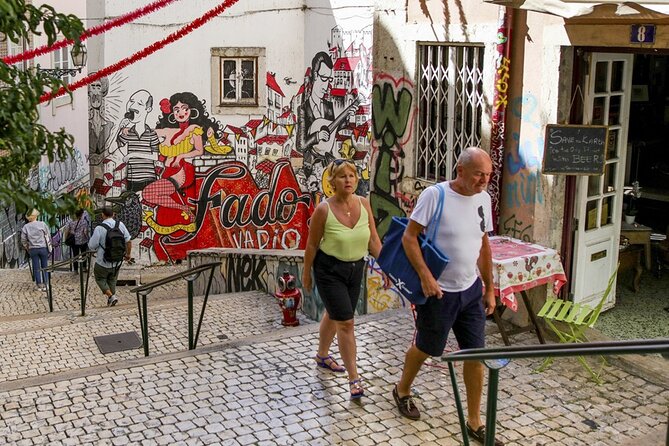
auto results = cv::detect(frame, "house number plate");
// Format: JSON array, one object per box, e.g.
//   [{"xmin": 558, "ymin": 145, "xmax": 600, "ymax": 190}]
[{"xmin": 631, "ymin": 25, "xmax": 655, "ymax": 44}]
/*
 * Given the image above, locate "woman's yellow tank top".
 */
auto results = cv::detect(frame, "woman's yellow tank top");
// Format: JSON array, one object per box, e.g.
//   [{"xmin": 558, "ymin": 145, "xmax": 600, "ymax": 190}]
[
  {"xmin": 319, "ymin": 198, "xmax": 370, "ymax": 262},
  {"xmin": 159, "ymin": 127, "xmax": 203, "ymax": 157}
]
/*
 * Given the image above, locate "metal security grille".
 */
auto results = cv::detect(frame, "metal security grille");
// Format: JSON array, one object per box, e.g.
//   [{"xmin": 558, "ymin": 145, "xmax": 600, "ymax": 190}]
[{"xmin": 416, "ymin": 44, "xmax": 484, "ymax": 181}]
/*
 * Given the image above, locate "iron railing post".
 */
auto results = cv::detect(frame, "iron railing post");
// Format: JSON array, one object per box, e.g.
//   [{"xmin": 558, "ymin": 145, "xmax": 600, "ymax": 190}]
[
  {"xmin": 136, "ymin": 292, "xmax": 144, "ymax": 356},
  {"xmin": 485, "ymin": 368, "xmax": 500, "ymax": 446},
  {"xmin": 142, "ymin": 294, "xmax": 149, "ymax": 356},
  {"xmin": 448, "ymin": 362, "xmax": 470, "ymax": 446},
  {"xmin": 187, "ymin": 279, "xmax": 194, "ymax": 350},
  {"xmin": 193, "ymin": 267, "xmax": 216, "ymax": 349},
  {"xmin": 82, "ymin": 254, "xmax": 90, "ymax": 313},
  {"xmin": 127, "ymin": 262, "xmax": 223, "ymax": 356},
  {"xmin": 78, "ymin": 258, "xmax": 85, "ymax": 316},
  {"xmin": 46, "ymin": 270, "xmax": 53, "ymax": 312}
]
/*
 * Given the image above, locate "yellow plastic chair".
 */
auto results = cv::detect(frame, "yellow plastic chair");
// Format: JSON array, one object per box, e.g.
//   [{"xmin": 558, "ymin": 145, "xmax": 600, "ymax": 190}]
[{"xmin": 536, "ymin": 265, "xmax": 619, "ymax": 384}]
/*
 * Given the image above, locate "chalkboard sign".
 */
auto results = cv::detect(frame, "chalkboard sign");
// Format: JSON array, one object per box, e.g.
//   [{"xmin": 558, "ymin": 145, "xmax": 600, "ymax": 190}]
[{"xmin": 542, "ymin": 124, "xmax": 608, "ymax": 175}]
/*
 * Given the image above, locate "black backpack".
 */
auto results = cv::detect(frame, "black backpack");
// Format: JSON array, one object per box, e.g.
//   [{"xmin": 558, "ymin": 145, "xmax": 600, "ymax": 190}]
[{"xmin": 102, "ymin": 221, "xmax": 126, "ymax": 263}]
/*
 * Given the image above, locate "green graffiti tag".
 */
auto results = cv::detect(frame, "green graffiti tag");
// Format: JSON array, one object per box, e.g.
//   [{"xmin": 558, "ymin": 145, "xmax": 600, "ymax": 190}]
[
  {"xmin": 372, "ymin": 83, "xmax": 413, "ymax": 147},
  {"xmin": 370, "ymin": 76, "xmax": 414, "ymax": 238}
]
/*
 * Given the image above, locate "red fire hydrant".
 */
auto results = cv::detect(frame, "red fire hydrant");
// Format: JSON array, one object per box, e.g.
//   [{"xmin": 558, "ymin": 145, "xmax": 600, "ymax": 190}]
[{"xmin": 276, "ymin": 270, "xmax": 301, "ymax": 326}]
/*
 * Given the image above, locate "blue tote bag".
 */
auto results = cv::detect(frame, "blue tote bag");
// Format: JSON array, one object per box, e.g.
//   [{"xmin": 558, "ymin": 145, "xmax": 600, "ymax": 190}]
[{"xmin": 377, "ymin": 185, "xmax": 449, "ymax": 305}]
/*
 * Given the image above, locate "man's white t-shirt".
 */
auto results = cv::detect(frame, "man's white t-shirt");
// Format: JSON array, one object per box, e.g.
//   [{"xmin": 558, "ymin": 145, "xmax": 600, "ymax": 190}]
[{"xmin": 409, "ymin": 181, "xmax": 493, "ymax": 292}]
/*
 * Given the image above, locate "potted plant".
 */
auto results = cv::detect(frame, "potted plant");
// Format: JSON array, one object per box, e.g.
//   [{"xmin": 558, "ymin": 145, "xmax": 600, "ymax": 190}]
[
  {"xmin": 624, "ymin": 207, "xmax": 637, "ymax": 224},
  {"xmin": 624, "ymin": 181, "xmax": 641, "ymax": 224}
]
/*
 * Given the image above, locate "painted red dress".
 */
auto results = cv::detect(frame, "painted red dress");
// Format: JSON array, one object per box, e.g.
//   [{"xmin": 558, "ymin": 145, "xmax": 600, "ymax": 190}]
[{"xmin": 144, "ymin": 127, "xmax": 202, "ymax": 260}]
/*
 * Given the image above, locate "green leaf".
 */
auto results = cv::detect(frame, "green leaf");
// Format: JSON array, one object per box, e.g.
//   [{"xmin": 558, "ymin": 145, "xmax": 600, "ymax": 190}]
[{"xmin": 0, "ymin": 2, "xmax": 84, "ymax": 219}]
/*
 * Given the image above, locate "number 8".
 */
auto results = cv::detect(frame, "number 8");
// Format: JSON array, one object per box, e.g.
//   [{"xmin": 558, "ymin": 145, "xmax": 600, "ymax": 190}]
[{"xmin": 637, "ymin": 26, "xmax": 646, "ymax": 42}]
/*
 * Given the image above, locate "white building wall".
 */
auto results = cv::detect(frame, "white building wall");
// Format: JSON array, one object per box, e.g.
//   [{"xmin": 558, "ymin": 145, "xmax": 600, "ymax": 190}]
[
  {"xmin": 96, "ymin": 0, "xmax": 304, "ymax": 124},
  {"xmin": 35, "ymin": 0, "xmax": 90, "ymax": 198}
]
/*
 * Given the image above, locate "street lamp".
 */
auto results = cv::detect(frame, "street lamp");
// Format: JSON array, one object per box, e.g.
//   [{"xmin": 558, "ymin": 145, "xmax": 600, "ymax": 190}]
[{"xmin": 36, "ymin": 42, "xmax": 87, "ymax": 78}]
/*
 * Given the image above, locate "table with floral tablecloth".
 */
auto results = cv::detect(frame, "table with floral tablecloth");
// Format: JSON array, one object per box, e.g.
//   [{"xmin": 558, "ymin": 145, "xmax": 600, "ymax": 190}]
[{"xmin": 489, "ymin": 236, "xmax": 567, "ymax": 312}]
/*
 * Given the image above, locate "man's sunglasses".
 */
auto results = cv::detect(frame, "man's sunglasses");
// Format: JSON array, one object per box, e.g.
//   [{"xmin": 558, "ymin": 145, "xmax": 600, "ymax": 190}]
[{"xmin": 317, "ymin": 73, "xmax": 334, "ymax": 83}]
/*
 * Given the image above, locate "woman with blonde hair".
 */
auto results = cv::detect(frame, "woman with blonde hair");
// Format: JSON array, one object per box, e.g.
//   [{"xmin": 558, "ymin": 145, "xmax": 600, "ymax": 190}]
[
  {"xmin": 20, "ymin": 209, "xmax": 51, "ymax": 291},
  {"xmin": 302, "ymin": 159, "xmax": 382, "ymax": 399}
]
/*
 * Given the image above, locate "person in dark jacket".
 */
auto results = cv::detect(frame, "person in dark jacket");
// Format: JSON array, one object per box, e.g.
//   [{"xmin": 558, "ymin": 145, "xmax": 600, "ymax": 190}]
[{"xmin": 64, "ymin": 209, "xmax": 91, "ymax": 272}]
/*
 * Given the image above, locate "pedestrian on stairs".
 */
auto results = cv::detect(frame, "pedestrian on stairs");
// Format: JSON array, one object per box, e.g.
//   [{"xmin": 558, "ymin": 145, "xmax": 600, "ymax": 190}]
[
  {"xmin": 88, "ymin": 207, "xmax": 131, "ymax": 307},
  {"xmin": 20, "ymin": 209, "xmax": 51, "ymax": 291}
]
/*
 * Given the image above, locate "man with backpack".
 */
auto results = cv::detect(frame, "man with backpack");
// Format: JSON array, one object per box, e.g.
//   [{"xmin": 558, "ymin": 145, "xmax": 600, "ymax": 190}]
[{"xmin": 88, "ymin": 207, "xmax": 132, "ymax": 306}]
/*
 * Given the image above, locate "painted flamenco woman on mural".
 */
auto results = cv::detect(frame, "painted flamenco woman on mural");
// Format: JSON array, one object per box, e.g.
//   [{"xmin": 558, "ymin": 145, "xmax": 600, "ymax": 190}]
[{"xmin": 142, "ymin": 92, "xmax": 230, "ymax": 260}]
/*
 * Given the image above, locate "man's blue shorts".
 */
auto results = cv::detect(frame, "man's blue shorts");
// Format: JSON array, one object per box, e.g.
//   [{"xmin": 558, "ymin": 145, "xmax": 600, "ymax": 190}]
[{"xmin": 414, "ymin": 277, "xmax": 486, "ymax": 357}]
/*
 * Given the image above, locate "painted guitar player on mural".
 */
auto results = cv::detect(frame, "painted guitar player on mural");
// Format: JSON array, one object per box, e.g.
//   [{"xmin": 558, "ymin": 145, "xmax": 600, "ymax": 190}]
[{"xmin": 297, "ymin": 51, "xmax": 360, "ymax": 191}]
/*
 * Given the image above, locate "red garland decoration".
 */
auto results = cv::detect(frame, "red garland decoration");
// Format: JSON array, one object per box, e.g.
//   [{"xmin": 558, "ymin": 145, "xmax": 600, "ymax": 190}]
[
  {"xmin": 3, "ymin": 0, "xmax": 180, "ymax": 65},
  {"xmin": 40, "ymin": 0, "xmax": 241, "ymax": 104}
]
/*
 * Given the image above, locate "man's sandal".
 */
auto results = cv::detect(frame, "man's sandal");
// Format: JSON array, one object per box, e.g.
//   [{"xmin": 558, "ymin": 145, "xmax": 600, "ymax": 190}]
[
  {"xmin": 349, "ymin": 378, "xmax": 364, "ymax": 399},
  {"xmin": 314, "ymin": 354, "xmax": 346, "ymax": 373}
]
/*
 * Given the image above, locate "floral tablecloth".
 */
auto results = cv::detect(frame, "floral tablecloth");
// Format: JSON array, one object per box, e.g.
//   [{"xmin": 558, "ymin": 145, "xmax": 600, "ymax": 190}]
[{"xmin": 489, "ymin": 236, "xmax": 567, "ymax": 312}]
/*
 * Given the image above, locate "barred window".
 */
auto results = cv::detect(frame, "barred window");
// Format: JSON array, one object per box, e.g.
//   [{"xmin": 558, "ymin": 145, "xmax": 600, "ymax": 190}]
[{"xmin": 416, "ymin": 44, "xmax": 484, "ymax": 181}]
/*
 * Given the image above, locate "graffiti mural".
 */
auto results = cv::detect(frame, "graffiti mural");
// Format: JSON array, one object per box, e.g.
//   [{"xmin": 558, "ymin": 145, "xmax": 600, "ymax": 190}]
[
  {"xmin": 365, "ymin": 258, "xmax": 405, "ymax": 313},
  {"xmin": 501, "ymin": 214, "xmax": 533, "ymax": 242},
  {"xmin": 38, "ymin": 148, "xmax": 88, "ymax": 194},
  {"xmin": 499, "ymin": 93, "xmax": 545, "ymax": 241},
  {"xmin": 85, "ymin": 24, "xmax": 373, "ymax": 264},
  {"xmin": 370, "ymin": 74, "xmax": 415, "ymax": 237},
  {"xmin": 0, "ymin": 203, "xmax": 27, "ymax": 269},
  {"xmin": 489, "ymin": 8, "xmax": 513, "ymax": 231}
]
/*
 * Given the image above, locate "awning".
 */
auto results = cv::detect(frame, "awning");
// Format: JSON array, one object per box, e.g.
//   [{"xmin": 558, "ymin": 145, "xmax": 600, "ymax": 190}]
[{"xmin": 483, "ymin": 1, "xmax": 669, "ymax": 18}]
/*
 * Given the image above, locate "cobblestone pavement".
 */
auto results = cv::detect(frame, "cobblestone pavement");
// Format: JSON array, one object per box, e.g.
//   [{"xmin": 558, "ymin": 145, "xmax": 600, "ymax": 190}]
[
  {"xmin": 0, "ymin": 268, "xmax": 667, "ymax": 445},
  {"xmin": 0, "ymin": 265, "xmax": 190, "ymax": 317}
]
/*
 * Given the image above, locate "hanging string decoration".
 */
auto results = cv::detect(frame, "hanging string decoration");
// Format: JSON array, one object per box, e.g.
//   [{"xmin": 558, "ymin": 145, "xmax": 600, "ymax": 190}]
[
  {"xmin": 3, "ymin": 0, "xmax": 181, "ymax": 65},
  {"xmin": 40, "ymin": 0, "xmax": 241, "ymax": 104}
]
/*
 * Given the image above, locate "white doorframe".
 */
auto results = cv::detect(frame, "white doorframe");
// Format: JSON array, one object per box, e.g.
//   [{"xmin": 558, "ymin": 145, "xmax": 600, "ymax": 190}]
[{"xmin": 571, "ymin": 52, "xmax": 633, "ymax": 308}]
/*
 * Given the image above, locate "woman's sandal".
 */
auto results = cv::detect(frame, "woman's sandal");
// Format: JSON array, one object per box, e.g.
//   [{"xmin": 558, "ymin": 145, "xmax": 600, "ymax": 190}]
[
  {"xmin": 314, "ymin": 354, "xmax": 346, "ymax": 373},
  {"xmin": 349, "ymin": 378, "xmax": 364, "ymax": 399}
]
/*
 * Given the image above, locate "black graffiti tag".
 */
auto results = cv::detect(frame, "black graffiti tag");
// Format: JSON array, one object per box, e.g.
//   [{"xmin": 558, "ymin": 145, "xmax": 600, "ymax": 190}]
[{"xmin": 226, "ymin": 256, "xmax": 266, "ymax": 292}]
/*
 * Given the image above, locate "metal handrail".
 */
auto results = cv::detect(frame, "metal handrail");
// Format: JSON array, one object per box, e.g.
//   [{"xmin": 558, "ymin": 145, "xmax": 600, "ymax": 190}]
[
  {"xmin": 441, "ymin": 339, "xmax": 669, "ymax": 446},
  {"xmin": 41, "ymin": 251, "xmax": 95, "ymax": 314},
  {"xmin": 130, "ymin": 261, "xmax": 220, "ymax": 357},
  {"xmin": 444, "ymin": 339, "xmax": 669, "ymax": 361}
]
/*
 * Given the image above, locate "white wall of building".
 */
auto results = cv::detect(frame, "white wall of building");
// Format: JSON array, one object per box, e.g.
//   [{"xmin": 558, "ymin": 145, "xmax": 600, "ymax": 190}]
[{"xmin": 35, "ymin": 0, "xmax": 90, "ymax": 197}]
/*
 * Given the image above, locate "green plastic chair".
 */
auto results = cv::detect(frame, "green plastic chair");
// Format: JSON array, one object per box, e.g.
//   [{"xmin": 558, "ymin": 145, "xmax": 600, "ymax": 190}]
[{"xmin": 536, "ymin": 265, "xmax": 619, "ymax": 384}]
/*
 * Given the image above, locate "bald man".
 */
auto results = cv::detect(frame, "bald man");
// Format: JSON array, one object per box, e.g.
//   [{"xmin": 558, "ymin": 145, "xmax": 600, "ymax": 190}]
[
  {"xmin": 117, "ymin": 90, "xmax": 160, "ymax": 193},
  {"xmin": 392, "ymin": 147, "xmax": 503, "ymax": 446}
]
